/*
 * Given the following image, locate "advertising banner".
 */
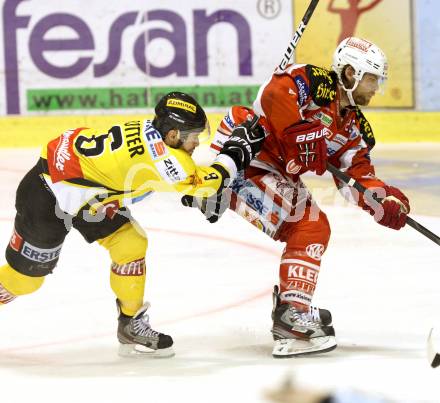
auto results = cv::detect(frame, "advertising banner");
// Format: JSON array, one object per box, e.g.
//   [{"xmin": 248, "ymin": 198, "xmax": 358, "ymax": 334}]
[
  {"xmin": 0, "ymin": 0, "xmax": 292, "ymax": 115},
  {"xmin": 293, "ymin": 0, "xmax": 414, "ymax": 108}
]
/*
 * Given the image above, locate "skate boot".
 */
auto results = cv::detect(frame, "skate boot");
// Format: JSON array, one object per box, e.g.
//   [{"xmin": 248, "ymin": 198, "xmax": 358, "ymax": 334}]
[
  {"xmin": 271, "ymin": 286, "xmax": 337, "ymax": 358},
  {"xmin": 117, "ymin": 300, "xmax": 174, "ymax": 358}
]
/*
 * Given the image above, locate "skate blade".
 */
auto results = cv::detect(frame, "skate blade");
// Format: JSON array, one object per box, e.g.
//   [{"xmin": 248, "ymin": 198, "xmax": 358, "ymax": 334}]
[
  {"xmin": 272, "ymin": 336, "xmax": 337, "ymax": 358},
  {"xmin": 118, "ymin": 343, "xmax": 175, "ymax": 358}
]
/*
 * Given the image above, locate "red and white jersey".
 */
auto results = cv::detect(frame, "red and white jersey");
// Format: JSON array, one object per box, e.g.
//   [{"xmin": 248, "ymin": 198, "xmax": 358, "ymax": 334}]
[{"xmin": 211, "ymin": 64, "xmax": 387, "ymax": 209}]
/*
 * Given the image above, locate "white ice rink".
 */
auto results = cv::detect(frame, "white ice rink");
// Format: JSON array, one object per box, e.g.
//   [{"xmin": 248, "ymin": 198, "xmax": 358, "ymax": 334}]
[{"xmin": 0, "ymin": 146, "xmax": 439, "ymax": 403}]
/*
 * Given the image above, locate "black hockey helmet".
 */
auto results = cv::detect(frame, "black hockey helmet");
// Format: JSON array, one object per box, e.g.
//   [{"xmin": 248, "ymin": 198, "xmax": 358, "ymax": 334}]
[{"xmin": 153, "ymin": 92, "xmax": 210, "ymax": 141}]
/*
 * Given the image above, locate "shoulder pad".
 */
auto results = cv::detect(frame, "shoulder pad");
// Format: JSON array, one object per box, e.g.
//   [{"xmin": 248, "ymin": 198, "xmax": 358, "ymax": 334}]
[
  {"xmin": 305, "ymin": 65, "xmax": 337, "ymax": 107},
  {"xmin": 355, "ymin": 107, "xmax": 375, "ymax": 150}
]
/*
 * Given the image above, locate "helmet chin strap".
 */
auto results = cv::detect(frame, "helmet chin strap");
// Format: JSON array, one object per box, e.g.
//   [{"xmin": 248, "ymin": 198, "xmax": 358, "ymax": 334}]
[{"xmin": 339, "ymin": 77, "xmax": 360, "ymax": 107}]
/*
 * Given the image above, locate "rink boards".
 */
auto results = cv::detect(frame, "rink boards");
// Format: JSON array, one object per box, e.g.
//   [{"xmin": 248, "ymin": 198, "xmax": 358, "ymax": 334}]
[{"xmin": 1, "ymin": 111, "xmax": 440, "ymax": 147}]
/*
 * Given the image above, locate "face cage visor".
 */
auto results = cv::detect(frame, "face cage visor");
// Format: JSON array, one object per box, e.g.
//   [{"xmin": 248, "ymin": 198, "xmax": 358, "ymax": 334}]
[
  {"xmin": 178, "ymin": 119, "xmax": 211, "ymax": 145},
  {"xmin": 376, "ymin": 75, "xmax": 387, "ymax": 95},
  {"xmin": 353, "ymin": 68, "xmax": 388, "ymax": 95}
]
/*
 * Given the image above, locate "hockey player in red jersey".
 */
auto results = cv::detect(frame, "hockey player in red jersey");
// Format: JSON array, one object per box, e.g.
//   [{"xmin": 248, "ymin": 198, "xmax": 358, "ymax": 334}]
[
  {"xmin": 0, "ymin": 92, "xmax": 264, "ymax": 358},
  {"xmin": 183, "ymin": 37, "xmax": 410, "ymax": 357}
]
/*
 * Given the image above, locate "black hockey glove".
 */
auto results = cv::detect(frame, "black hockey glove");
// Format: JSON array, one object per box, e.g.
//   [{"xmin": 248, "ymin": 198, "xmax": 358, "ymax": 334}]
[
  {"xmin": 219, "ymin": 115, "xmax": 266, "ymax": 171},
  {"xmin": 181, "ymin": 163, "xmax": 231, "ymax": 223}
]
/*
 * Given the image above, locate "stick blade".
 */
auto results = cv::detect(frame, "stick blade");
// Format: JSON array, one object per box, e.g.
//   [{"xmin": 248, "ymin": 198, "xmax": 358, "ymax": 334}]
[{"xmin": 427, "ymin": 328, "xmax": 440, "ymax": 368}]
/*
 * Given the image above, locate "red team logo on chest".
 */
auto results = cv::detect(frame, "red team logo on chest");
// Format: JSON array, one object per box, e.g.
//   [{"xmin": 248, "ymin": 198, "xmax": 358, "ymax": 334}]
[{"xmin": 47, "ymin": 128, "xmax": 86, "ymax": 183}]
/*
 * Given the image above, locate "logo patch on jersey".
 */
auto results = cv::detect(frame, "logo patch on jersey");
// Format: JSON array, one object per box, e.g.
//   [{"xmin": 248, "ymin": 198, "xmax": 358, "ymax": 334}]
[
  {"xmin": 234, "ymin": 177, "xmax": 288, "ymax": 238},
  {"xmin": 286, "ymin": 159, "xmax": 302, "ymax": 174},
  {"xmin": 307, "ymin": 65, "xmax": 337, "ymax": 105},
  {"xmin": 245, "ymin": 192, "xmax": 269, "ymax": 216},
  {"xmin": 9, "ymin": 228, "xmax": 23, "ymax": 252},
  {"xmin": 20, "ymin": 242, "xmax": 62, "ymax": 263},
  {"xmin": 326, "ymin": 145, "xmax": 338, "ymax": 156},
  {"xmin": 166, "ymin": 99, "xmax": 196, "ymax": 113},
  {"xmin": 224, "ymin": 114, "xmax": 235, "ymax": 130},
  {"xmin": 310, "ymin": 66, "xmax": 334, "ymax": 83},
  {"xmin": 143, "ymin": 121, "xmax": 168, "ymax": 160},
  {"xmin": 306, "ymin": 243, "xmax": 325, "ymax": 260},
  {"xmin": 355, "ymin": 107, "xmax": 375, "ymax": 149},
  {"xmin": 295, "ymin": 127, "xmax": 330, "ymax": 143},
  {"xmin": 47, "ymin": 127, "xmax": 85, "ymax": 183},
  {"xmin": 155, "ymin": 156, "xmax": 187, "ymax": 184},
  {"xmin": 293, "ymin": 75, "xmax": 309, "ymax": 106},
  {"xmin": 147, "ymin": 142, "xmax": 167, "ymax": 160},
  {"xmin": 333, "ymin": 133, "xmax": 347, "ymax": 145},
  {"xmin": 349, "ymin": 125, "xmax": 361, "ymax": 140},
  {"xmin": 313, "ymin": 111, "xmax": 333, "ymax": 127},
  {"xmin": 97, "ymin": 200, "xmax": 120, "ymax": 219},
  {"xmin": 325, "ymin": 139, "xmax": 343, "ymax": 156}
]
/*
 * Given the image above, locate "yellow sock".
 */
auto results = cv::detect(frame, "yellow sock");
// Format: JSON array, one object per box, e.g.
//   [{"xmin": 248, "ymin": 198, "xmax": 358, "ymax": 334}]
[
  {"xmin": 98, "ymin": 222, "xmax": 148, "ymax": 317},
  {"xmin": 0, "ymin": 263, "xmax": 45, "ymax": 304}
]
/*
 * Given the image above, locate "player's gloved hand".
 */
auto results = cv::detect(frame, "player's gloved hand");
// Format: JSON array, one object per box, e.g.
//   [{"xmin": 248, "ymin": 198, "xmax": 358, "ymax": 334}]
[
  {"xmin": 282, "ymin": 120, "xmax": 328, "ymax": 175},
  {"xmin": 363, "ymin": 185, "xmax": 410, "ymax": 230},
  {"xmin": 219, "ymin": 115, "xmax": 266, "ymax": 171},
  {"xmin": 181, "ymin": 190, "xmax": 231, "ymax": 224},
  {"xmin": 181, "ymin": 163, "xmax": 231, "ymax": 223}
]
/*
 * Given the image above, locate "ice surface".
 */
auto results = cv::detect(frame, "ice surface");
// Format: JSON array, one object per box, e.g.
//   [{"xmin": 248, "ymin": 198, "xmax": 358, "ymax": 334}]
[{"xmin": 0, "ymin": 146, "xmax": 439, "ymax": 403}]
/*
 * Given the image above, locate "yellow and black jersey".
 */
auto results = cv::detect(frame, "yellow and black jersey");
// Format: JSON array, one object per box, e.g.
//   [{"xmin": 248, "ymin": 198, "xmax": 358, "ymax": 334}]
[{"xmin": 40, "ymin": 119, "xmax": 226, "ymax": 216}]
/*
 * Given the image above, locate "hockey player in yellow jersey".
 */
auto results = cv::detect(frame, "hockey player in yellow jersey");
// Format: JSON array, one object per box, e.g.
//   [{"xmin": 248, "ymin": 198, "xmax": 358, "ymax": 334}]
[{"xmin": 0, "ymin": 92, "xmax": 265, "ymax": 357}]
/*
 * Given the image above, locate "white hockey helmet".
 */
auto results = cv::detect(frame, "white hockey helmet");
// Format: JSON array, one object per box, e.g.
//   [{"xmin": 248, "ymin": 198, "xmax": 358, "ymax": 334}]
[{"xmin": 331, "ymin": 37, "xmax": 388, "ymax": 106}]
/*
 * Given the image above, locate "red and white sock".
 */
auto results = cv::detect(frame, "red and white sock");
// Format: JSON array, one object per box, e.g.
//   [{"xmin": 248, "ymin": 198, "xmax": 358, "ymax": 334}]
[{"xmin": 279, "ymin": 257, "xmax": 320, "ymax": 312}]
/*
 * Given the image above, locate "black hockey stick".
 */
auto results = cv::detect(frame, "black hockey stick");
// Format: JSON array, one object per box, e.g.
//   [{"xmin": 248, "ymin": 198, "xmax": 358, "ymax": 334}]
[
  {"xmin": 278, "ymin": 0, "xmax": 320, "ymax": 70},
  {"xmin": 326, "ymin": 162, "xmax": 440, "ymax": 246}
]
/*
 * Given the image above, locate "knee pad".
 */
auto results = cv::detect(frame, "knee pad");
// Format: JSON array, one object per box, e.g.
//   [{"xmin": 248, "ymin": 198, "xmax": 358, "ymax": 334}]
[
  {"xmin": 0, "ymin": 263, "xmax": 45, "ymax": 299},
  {"xmin": 283, "ymin": 210, "xmax": 331, "ymax": 262},
  {"xmin": 5, "ymin": 228, "xmax": 63, "ymax": 277},
  {"xmin": 98, "ymin": 222, "xmax": 148, "ymax": 264}
]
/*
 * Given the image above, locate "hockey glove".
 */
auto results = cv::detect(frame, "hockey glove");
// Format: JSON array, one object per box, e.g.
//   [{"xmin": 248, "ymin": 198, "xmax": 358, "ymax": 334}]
[
  {"xmin": 181, "ymin": 163, "xmax": 231, "ymax": 223},
  {"xmin": 219, "ymin": 115, "xmax": 266, "ymax": 171},
  {"xmin": 282, "ymin": 120, "xmax": 328, "ymax": 176},
  {"xmin": 363, "ymin": 185, "xmax": 410, "ymax": 230}
]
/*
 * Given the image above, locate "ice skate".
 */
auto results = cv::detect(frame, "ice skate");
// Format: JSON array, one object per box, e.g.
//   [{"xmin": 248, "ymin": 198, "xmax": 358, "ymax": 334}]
[
  {"xmin": 117, "ymin": 300, "xmax": 174, "ymax": 358},
  {"xmin": 271, "ymin": 286, "xmax": 337, "ymax": 358}
]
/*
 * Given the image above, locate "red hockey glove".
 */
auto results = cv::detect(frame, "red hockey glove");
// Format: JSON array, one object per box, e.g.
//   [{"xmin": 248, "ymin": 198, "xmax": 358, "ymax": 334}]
[
  {"xmin": 363, "ymin": 185, "xmax": 410, "ymax": 230},
  {"xmin": 282, "ymin": 120, "xmax": 328, "ymax": 176}
]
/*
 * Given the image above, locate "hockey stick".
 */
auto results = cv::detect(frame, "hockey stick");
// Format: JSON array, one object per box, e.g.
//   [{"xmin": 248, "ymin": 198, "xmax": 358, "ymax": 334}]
[
  {"xmin": 428, "ymin": 328, "xmax": 440, "ymax": 368},
  {"xmin": 278, "ymin": 0, "xmax": 320, "ymax": 70},
  {"xmin": 277, "ymin": 2, "xmax": 440, "ymax": 246},
  {"xmin": 326, "ymin": 162, "xmax": 440, "ymax": 246}
]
